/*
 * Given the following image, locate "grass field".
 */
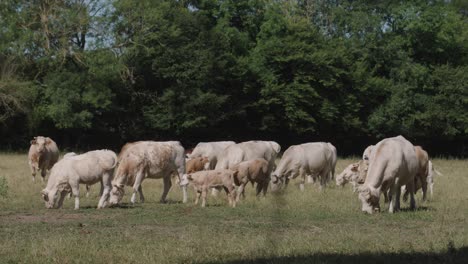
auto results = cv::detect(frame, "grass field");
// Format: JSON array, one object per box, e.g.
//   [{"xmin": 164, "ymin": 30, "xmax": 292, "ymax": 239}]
[{"xmin": 1, "ymin": 153, "xmax": 467, "ymax": 263}]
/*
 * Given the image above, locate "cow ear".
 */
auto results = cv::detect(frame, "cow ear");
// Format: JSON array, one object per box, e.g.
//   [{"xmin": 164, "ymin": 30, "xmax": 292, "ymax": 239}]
[
  {"xmin": 41, "ymin": 190, "xmax": 49, "ymax": 201},
  {"xmin": 30, "ymin": 137, "xmax": 37, "ymax": 145},
  {"xmin": 45, "ymin": 137, "xmax": 52, "ymax": 145}
]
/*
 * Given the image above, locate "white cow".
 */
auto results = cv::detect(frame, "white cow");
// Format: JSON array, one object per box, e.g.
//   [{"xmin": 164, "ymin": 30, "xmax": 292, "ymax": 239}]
[
  {"xmin": 358, "ymin": 136, "xmax": 419, "ymax": 214},
  {"xmin": 187, "ymin": 141, "xmax": 236, "ymax": 169},
  {"xmin": 109, "ymin": 141, "xmax": 187, "ymax": 205},
  {"xmin": 271, "ymin": 142, "xmax": 334, "ymax": 191},
  {"xmin": 41, "ymin": 150, "xmax": 117, "ymax": 209}
]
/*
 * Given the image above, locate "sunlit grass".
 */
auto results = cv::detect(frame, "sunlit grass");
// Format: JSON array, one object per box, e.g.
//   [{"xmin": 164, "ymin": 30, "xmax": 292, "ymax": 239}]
[{"xmin": 0, "ymin": 154, "xmax": 467, "ymax": 263}]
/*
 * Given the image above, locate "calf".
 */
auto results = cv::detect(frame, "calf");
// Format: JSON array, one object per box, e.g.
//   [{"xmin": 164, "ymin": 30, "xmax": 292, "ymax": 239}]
[
  {"xmin": 182, "ymin": 170, "xmax": 237, "ymax": 207},
  {"xmin": 335, "ymin": 162, "xmax": 360, "ymax": 191},
  {"xmin": 230, "ymin": 158, "xmax": 270, "ymax": 202},
  {"xmin": 28, "ymin": 136, "xmax": 59, "ymax": 182}
]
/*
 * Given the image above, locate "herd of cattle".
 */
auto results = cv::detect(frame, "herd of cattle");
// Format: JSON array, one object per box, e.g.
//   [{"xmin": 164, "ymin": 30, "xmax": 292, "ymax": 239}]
[{"xmin": 27, "ymin": 135, "xmax": 441, "ymax": 214}]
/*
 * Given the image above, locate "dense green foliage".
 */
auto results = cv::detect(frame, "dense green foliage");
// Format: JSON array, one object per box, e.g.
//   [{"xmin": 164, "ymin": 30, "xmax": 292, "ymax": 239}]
[{"xmin": 0, "ymin": 0, "xmax": 467, "ymax": 155}]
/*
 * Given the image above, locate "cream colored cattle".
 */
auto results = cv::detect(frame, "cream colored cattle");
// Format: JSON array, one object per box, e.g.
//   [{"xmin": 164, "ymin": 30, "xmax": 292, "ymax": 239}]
[
  {"xmin": 230, "ymin": 158, "xmax": 270, "ymax": 201},
  {"xmin": 41, "ymin": 150, "xmax": 117, "ymax": 209},
  {"xmin": 358, "ymin": 136, "xmax": 418, "ymax": 214},
  {"xmin": 183, "ymin": 169, "xmax": 237, "ymax": 207},
  {"xmin": 109, "ymin": 141, "xmax": 187, "ymax": 205},
  {"xmin": 28, "ymin": 136, "xmax": 59, "ymax": 182},
  {"xmin": 271, "ymin": 142, "xmax": 333, "ymax": 191}
]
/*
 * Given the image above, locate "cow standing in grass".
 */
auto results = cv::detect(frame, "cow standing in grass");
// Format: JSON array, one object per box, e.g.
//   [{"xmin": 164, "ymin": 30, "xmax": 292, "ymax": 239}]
[
  {"xmin": 41, "ymin": 150, "xmax": 117, "ymax": 209},
  {"xmin": 28, "ymin": 136, "xmax": 59, "ymax": 183},
  {"xmin": 271, "ymin": 142, "xmax": 334, "ymax": 191},
  {"xmin": 182, "ymin": 169, "xmax": 238, "ymax": 208},
  {"xmin": 358, "ymin": 136, "xmax": 418, "ymax": 214},
  {"xmin": 109, "ymin": 141, "xmax": 187, "ymax": 205},
  {"xmin": 230, "ymin": 158, "xmax": 270, "ymax": 201}
]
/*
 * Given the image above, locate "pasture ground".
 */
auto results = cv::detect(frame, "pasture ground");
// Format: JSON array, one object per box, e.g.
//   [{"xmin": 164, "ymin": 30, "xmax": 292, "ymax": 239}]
[{"xmin": 0, "ymin": 153, "xmax": 467, "ymax": 263}]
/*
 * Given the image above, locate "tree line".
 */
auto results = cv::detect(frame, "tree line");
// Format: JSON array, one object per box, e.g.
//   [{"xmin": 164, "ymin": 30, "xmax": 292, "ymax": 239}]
[{"xmin": 0, "ymin": 0, "xmax": 467, "ymax": 156}]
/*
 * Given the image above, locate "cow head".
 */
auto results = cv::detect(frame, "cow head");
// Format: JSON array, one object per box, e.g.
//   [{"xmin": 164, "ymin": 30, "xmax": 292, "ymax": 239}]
[
  {"xmin": 41, "ymin": 189, "xmax": 58, "ymax": 209},
  {"xmin": 180, "ymin": 174, "xmax": 190, "ymax": 186},
  {"xmin": 358, "ymin": 185, "xmax": 380, "ymax": 214},
  {"xmin": 31, "ymin": 136, "xmax": 51, "ymax": 153},
  {"xmin": 269, "ymin": 172, "xmax": 284, "ymax": 192},
  {"xmin": 336, "ymin": 163, "xmax": 359, "ymax": 187},
  {"xmin": 109, "ymin": 184, "xmax": 125, "ymax": 205}
]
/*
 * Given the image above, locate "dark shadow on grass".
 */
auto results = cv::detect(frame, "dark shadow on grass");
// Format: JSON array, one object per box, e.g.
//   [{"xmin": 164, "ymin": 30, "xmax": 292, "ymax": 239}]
[
  {"xmin": 109, "ymin": 203, "xmax": 139, "ymax": 209},
  {"xmin": 197, "ymin": 246, "xmax": 468, "ymax": 264}
]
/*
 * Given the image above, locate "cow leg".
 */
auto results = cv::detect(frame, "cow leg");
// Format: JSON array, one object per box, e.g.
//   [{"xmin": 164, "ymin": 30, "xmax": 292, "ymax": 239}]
[
  {"xmin": 194, "ymin": 189, "xmax": 201, "ymax": 205},
  {"xmin": 137, "ymin": 185, "xmax": 145, "ymax": 203},
  {"xmin": 71, "ymin": 184, "xmax": 80, "ymax": 210},
  {"xmin": 30, "ymin": 164, "xmax": 37, "ymax": 182},
  {"xmin": 201, "ymin": 189, "xmax": 208, "ymax": 207},
  {"xmin": 40, "ymin": 169, "xmax": 47, "ymax": 182},
  {"xmin": 262, "ymin": 180, "xmax": 269, "ymax": 197},
  {"xmin": 389, "ymin": 185, "xmax": 397, "ymax": 213},
  {"xmin": 100, "ymin": 180, "xmax": 104, "ymax": 196},
  {"xmin": 407, "ymin": 179, "xmax": 416, "ymax": 210},
  {"xmin": 298, "ymin": 168, "xmax": 306, "ymax": 191},
  {"xmin": 236, "ymin": 183, "xmax": 245, "ymax": 202},
  {"xmin": 57, "ymin": 190, "xmax": 68, "ymax": 209},
  {"xmin": 98, "ymin": 173, "xmax": 112, "ymax": 209},
  {"xmin": 429, "ymin": 182, "xmax": 434, "ymax": 199},
  {"xmin": 86, "ymin": 185, "xmax": 91, "ymax": 198},
  {"xmin": 306, "ymin": 175, "xmax": 314, "ymax": 184},
  {"xmin": 131, "ymin": 170, "xmax": 145, "ymax": 205},
  {"xmin": 255, "ymin": 182, "xmax": 263, "ymax": 197},
  {"xmin": 224, "ymin": 186, "xmax": 232, "ymax": 207},
  {"xmin": 160, "ymin": 176, "xmax": 172, "ymax": 203},
  {"xmin": 421, "ymin": 178, "xmax": 428, "ymax": 202},
  {"xmin": 229, "ymin": 186, "xmax": 236, "ymax": 208},
  {"xmin": 98, "ymin": 184, "xmax": 111, "ymax": 209}
]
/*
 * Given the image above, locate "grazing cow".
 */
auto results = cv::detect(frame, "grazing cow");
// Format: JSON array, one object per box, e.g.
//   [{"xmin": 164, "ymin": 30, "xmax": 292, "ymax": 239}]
[
  {"xmin": 335, "ymin": 162, "xmax": 360, "ymax": 191},
  {"xmin": 188, "ymin": 141, "xmax": 236, "ymax": 169},
  {"xmin": 271, "ymin": 142, "xmax": 334, "ymax": 191},
  {"xmin": 109, "ymin": 141, "xmax": 187, "ymax": 205},
  {"xmin": 186, "ymin": 157, "xmax": 210, "ymax": 174},
  {"xmin": 230, "ymin": 158, "xmax": 270, "ymax": 201},
  {"xmin": 41, "ymin": 150, "xmax": 117, "ymax": 209},
  {"xmin": 182, "ymin": 169, "xmax": 237, "ymax": 207},
  {"xmin": 28, "ymin": 136, "xmax": 59, "ymax": 182},
  {"xmin": 358, "ymin": 136, "xmax": 418, "ymax": 214}
]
